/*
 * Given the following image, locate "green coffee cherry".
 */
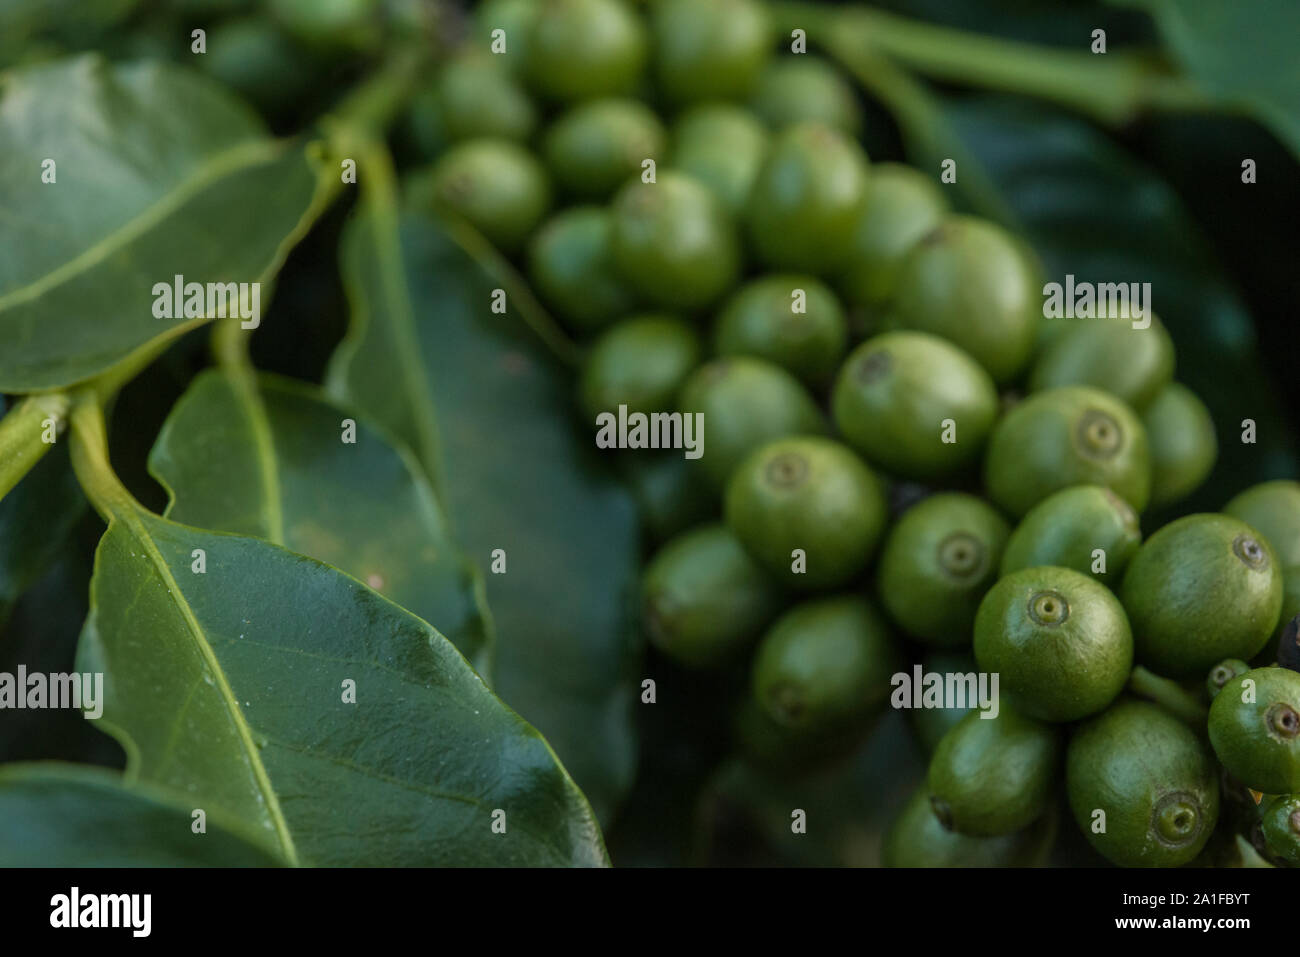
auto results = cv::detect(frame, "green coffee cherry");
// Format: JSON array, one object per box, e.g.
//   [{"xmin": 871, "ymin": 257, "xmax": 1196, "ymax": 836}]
[
  {"xmin": 1207, "ymin": 658, "xmax": 1252, "ymax": 700},
  {"xmin": 541, "ymin": 98, "xmax": 666, "ymax": 199},
  {"xmin": 908, "ymin": 650, "xmax": 978, "ymax": 754},
  {"xmin": 1260, "ymin": 793, "xmax": 1300, "ymax": 864},
  {"xmin": 641, "ymin": 522, "xmax": 784, "ymax": 668},
  {"xmin": 618, "ymin": 452, "xmax": 713, "ymax": 544},
  {"xmin": 1029, "ymin": 316, "xmax": 1175, "ymax": 412},
  {"xmin": 432, "ymin": 53, "xmax": 537, "ymax": 143},
  {"xmin": 1066, "ymin": 700, "xmax": 1220, "ymax": 867},
  {"xmin": 974, "ymin": 566, "xmax": 1132, "ymax": 722},
  {"xmin": 885, "ymin": 216, "xmax": 1040, "ymax": 384},
  {"xmin": 610, "ymin": 172, "xmax": 740, "ymax": 310},
  {"xmin": 1209, "ymin": 667, "xmax": 1300, "ymax": 794},
  {"xmin": 836, "ymin": 163, "xmax": 948, "ymax": 311},
  {"xmin": 671, "ymin": 103, "xmax": 769, "ymax": 216},
  {"xmin": 651, "ymin": 0, "xmax": 772, "ymax": 103},
  {"xmin": 883, "ymin": 788, "xmax": 1057, "ymax": 868},
  {"xmin": 713, "ymin": 275, "xmax": 848, "ymax": 389},
  {"xmin": 733, "ymin": 692, "xmax": 866, "ymax": 772},
  {"xmin": 724, "ymin": 436, "xmax": 886, "ymax": 590},
  {"xmin": 200, "ymin": 17, "xmax": 316, "ymax": 117},
  {"xmin": 999, "ymin": 485, "xmax": 1141, "ymax": 587},
  {"xmin": 747, "ymin": 122, "xmax": 871, "ymax": 274},
  {"xmin": 983, "ymin": 386, "xmax": 1152, "ymax": 518},
  {"xmin": 426, "ymin": 138, "xmax": 551, "ymax": 254},
  {"xmin": 578, "ymin": 315, "xmax": 700, "ymax": 421},
  {"xmin": 832, "ymin": 331, "xmax": 998, "ymax": 481},
  {"xmin": 751, "ymin": 595, "xmax": 900, "ymax": 735},
  {"xmin": 527, "ymin": 206, "xmax": 635, "ymax": 332},
  {"xmin": 749, "ymin": 55, "xmax": 862, "ymax": 136},
  {"xmin": 927, "ymin": 707, "xmax": 1061, "ymax": 836},
  {"xmin": 271, "ymin": 0, "xmax": 381, "ymax": 53},
  {"xmin": 876, "ymin": 493, "xmax": 1010, "ymax": 648},
  {"xmin": 1225, "ymin": 481, "xmax": 1300, "ymax": 665},
  {"xmin": 1224, "ymin": 480, "xmax": 1300, "ymax": 567},
  {"xmin": 1143, "ymin": 382, "xmax": 1217, "ymax": 509},
  {"xmin": 526, "ymin": 0, "xmax": 647, "ymax": 102},
  {"xmin": 473, "ymin": 0, "xmax": 537, "ymax": 73},
  {"xmin": 1121, "ymin": 514, "xmax": 1283, "ymax": 678},
  {"xmin": 677, "ymin": 357, "xmax": 826, "ymax": 492}
]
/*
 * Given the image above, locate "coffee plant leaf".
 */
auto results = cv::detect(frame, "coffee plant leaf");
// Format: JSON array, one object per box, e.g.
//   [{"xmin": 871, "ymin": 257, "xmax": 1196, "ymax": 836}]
[
  {"xmin": 327, "ymin": 169, "xmax": 444, "ymax": 490},
  {"xmin": 329, "ymin": 197, "xmax": 642, "ymax": 827},
  {"xmin": 1107, "ymin": 0, "xmax": 1300, "ymax": 158},
  {"xmin": 0, "ymin": 55, "xmax": 329, "ymax": 392},
  {"xmin": 77, "ymin": 501, "xmax": 608, "ymax": 866},
  {"xmin": 0, "ymin": 763, "xmax": 287, "ymax": 866},
  {"xmin": 147, "ymin": 368, "xmax": 494, "ymax": 677}
]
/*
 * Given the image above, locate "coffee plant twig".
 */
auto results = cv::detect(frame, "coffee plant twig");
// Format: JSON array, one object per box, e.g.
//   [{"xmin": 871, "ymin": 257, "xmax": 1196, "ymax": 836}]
[
  {"xmin": 771, "ymin": 2, "xmax": 1214, "ymax": 126},
  {"xmin": 1128, "ymin": 665, "xmax": 1211, "ymax": 729}
]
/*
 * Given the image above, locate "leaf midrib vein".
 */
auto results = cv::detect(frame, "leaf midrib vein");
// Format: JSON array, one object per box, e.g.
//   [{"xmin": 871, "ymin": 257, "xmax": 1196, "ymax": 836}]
[
  {"xmin": 0, "ymin": 138, "xmax": 284, "ymax": 314},
  {"xmin": 372, "ymin": 204, "xmax": 443, "ymax": 482},
  {"xmin": 119, "ymin": 509, "xmax": 300, "ymax": 865},
  {"xmin": 225, "ymin": 369, "xmax": 285, "ymax": 544}
]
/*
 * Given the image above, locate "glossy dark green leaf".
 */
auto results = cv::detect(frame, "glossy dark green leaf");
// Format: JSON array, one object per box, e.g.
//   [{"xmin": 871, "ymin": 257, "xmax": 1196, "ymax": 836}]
[
  {"xmin": 935, "ymin": 96, "xmax": 1298, "ymax": 507},
  {"xmin": 0, "ymin": 763, "xmax": 285, "ymax": 866},
  {"xmin": 329, "ymin": 191, "xmax": 642, "ymax": 826},
  {"xmin": 0, "ymin": 55, "xmax": 329, "ymax": 392},
  {"xmin": 327, "ymin": 163, "xmax": 444, "ymax": 488},
  {"xmin": 76, "ymin": 491, "xmax": 606, "ymax": 866},
  {"xmin": 1109, "ymin": 0, "xmax": 1300, "ymax": 157},
  {"xmin": 147, "ymin": 368, "xmax": 494, "ymax": 675}
]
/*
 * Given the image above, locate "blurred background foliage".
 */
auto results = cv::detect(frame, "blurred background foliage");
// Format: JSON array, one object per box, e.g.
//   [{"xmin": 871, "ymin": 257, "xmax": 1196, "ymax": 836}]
[{"xmin": 1, "ymin": 0, "xmax": 1296, "ymax": 865}]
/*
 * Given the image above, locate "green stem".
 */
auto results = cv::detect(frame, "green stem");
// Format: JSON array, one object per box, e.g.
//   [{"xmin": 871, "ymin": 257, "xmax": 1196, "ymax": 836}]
[
  {"xmin": 212, "ymin": 316, "xmax": 255, "ymax": 375},
  {"xmin": 819, "ymin": 40, "xmax": 1019, "ymax": 227},
  {"xmin": 771, "ymin": 2, "xmax": 1213, "ymax": 125},
  {"xmin": 0, "ymin": 394, "xmax": 71, "ymax": 501},
  {"xmin": 1128, "ymin": 666, "xmax": 1209, "ymax": 729},
  {"xmin": 320, "ymin": 46, "xmax": 429, "ymax": 156},
  {"xmin": 67, "ymin": 392, "xmax": 137, "ymax": 523},
  {"xmin": 2, "ymin": 317, "xmax": 200, "ymax": 504}
]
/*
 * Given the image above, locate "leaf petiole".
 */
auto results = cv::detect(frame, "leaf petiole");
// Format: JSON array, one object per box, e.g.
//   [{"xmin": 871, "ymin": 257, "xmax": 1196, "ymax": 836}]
[
  {"xmin": 66, "ymin": 392, "xmax": 138, "ymax": 523},
  {"xmin": 0, "ymin": 393, "xmax": 71, "ymax": 502}
]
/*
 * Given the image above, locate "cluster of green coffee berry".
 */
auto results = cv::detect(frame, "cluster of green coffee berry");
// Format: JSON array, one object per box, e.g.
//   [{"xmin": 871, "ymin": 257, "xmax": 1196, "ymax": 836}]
[{"xmin": 418, "ymin": 0, "xmax": 1300, "ymax": 867}]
